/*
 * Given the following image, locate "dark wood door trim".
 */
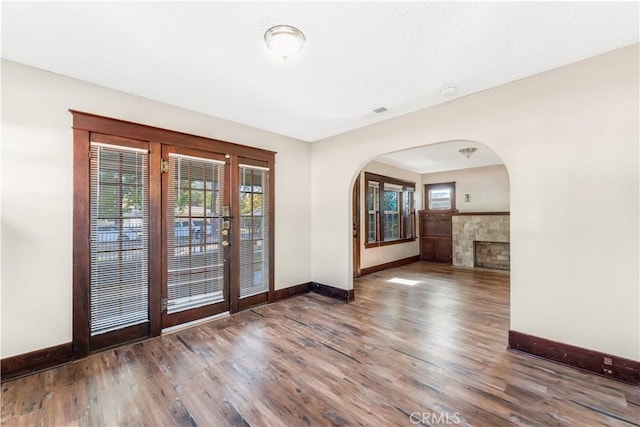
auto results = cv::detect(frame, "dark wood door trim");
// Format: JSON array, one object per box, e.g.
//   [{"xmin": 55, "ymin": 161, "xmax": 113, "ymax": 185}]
[
  {"xmin": 267, "ymin": 162, "xmax": 275, "ymax": 304},
  {"xmin": 229, "ymin": 154, "xmax": 240, "ymax": 313},
  {"xmin": 72, "ymin": 111, "xmax": 276, "ymax": 355},
  {"xmin": 89, "ymin": 323, "xmax": 149, "ymax": 351},
  {"xmin": 149, "ymin": 141, "xmax": 162, "ymax": 337},
  {"xmin": 73, "ymin": 128, "xmax": 155, "ymax": 356},
  {"xmin": 71, "ymin": 110, "xmax": 276, "ymax": 161},
  {"xmin": 72, "ymin": 128, "xmax": 90, "ymax": 357},
  {"xmin": 352, "ymin": 175, "xmax": 361, "ymax": 278}
]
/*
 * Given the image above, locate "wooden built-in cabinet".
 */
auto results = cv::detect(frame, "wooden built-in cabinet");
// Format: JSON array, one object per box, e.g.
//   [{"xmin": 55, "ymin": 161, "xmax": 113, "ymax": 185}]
[{"xmin": 419, "ymin": 210, "xmax": 453, "ymax": 263}]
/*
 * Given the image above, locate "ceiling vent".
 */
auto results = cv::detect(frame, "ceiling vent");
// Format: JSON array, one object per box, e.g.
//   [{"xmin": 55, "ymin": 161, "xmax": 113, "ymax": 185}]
[{"xmin": 373, "ymin": 106, "xmax": 388, "ymax": 114}]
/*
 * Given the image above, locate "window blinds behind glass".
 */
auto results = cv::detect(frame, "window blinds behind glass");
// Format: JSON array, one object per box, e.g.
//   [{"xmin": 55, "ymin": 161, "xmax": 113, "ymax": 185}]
[
  {"xmin": 239, "ymin": 165, "xmax": 270, "ymax": 298},
  {"xmin": 367, "ymin": 182, "xmax": 379, "ymax": 243},
  {"xmin": 166, "ymin": 154, "xmax": 226, "ymax": 313},
  {"xmin": 89, "ymin": 143, "xmax": 149, "ymax": 336}
]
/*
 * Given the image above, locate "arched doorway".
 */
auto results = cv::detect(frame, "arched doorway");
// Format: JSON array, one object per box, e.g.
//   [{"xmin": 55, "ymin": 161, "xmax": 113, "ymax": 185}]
[{"xmin": 351, "ymin": 139, "xmax": 510, "ymax": 279}]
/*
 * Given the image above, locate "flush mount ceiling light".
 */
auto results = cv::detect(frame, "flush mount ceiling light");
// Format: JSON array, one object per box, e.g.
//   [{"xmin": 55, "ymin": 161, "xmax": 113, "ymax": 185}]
[
  {"xmin": 264, "ymin": 25, "xmax": 306, "ymax": 60},
  {"xmin": 459, "ymin": 147, "xmax": 477, "ymax": 158}
]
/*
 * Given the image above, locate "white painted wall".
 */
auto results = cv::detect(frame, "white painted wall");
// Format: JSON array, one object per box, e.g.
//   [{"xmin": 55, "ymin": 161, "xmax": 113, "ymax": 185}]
[
  {"xmin": 3, "ymin": 45, "xmax": 639, "ymax": 362},
  {"xmin": 423, "ymin": 165, "xmax": 509, "ymax": 212},
  {"xmin": 311, "ymin": 45, "xmax": 639, "ymax": 360},
  {"xmin": 1, "ymin": 60, "xmax": 312, "ymax": 358},
  {"xmin": 359, "ymin": 161, "xmax": 421, "ymax": 269}
]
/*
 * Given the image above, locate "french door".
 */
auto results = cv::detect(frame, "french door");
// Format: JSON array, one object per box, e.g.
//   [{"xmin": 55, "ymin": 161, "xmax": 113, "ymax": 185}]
[
  {"xmin": 161, "ymin": 146, "xmax": 230, "ymax": 328},
  {"xmin": 73, "ymin": 111, "xmax": 274, "ymax": 355}
]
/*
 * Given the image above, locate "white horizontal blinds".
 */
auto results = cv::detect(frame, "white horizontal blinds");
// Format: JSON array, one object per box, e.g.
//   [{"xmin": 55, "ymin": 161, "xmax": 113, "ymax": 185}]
[
  {"xmin": 429, "ymin": 188, "xmax": 451, "ymax": 210},
  {"xmin": 402, "ymin": 188, "xmax": 415, "ymax": 239},
  {"xmin": 89, "ymin": 143, "xmax": 149, "ymax": 336},
  {"xmin": 239, "ymin": 165, "xmax": 270, "ymax": 298},
  {"xmin": 166, "ymin": 154, "xmax": 225, "ymax": 313},
  {"xmin": 383, "ymin": 183, "xmax": 403, "ymax": 191},
  {"xmin": 367, "ymin": 182, "xmax": 379, "ymax": 243}
]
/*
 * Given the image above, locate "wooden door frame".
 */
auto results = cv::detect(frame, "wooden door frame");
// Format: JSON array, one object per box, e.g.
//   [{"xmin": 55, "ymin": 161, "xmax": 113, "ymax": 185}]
[
  {"xmin": 352, "ymin": 175, "xmax": 361, "ymax": 278},
  {"xmin": 72, "ymin": 111, "xmax": 275, "ymax": 357},
  {"xmin": 234, "ymin": 157, "xmax": 275, "ymax": 311},
  {"xmin": 72, "ymin": 131, "xmax": 158, "ymax": 354}
]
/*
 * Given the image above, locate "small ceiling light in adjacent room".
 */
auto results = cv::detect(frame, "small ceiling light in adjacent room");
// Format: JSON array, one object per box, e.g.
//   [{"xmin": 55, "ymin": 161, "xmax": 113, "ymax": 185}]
[
  {"xmin": 264, "ymin": 25, "xmax": 306, "ymax": 60},
  {"xmin": 441, "ymin": 84, "xmax": 458, "ymax": 97},
  {"xmin": 459, "ymin": 147, "xmax": 477, "ymax": 158}
]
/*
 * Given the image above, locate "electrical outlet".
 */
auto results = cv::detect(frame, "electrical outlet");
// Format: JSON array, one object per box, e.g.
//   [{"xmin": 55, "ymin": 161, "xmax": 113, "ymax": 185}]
[
  {"xmin": 603, "ymin": 356, "xmax": 613, "ymax": 366},
  {"xmin": 603, "ymin": 368, "xmax": 613, "ymax": 375}
]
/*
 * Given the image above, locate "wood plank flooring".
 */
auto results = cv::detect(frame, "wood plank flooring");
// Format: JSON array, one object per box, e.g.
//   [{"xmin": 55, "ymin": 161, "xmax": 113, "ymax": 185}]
[{"xmin": 2, "ymin": 262, "xmax": 639, "ymax": 426}]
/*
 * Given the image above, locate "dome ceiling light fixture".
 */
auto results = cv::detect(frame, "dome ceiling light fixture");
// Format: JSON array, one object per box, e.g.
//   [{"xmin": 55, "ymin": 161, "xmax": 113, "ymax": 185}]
[
  {"xmin": 264, "ymin": 25, "xmax": 306, "ymax": 60},
  {"xmin": 459, "ymin": 147, "xmax": 477, "ymax": 158}
]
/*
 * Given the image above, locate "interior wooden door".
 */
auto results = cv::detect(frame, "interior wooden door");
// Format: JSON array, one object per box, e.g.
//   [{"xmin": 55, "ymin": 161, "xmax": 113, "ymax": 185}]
[{"xmin": 161, "ymin": 145, "xmax": 231, "ymax": 328}]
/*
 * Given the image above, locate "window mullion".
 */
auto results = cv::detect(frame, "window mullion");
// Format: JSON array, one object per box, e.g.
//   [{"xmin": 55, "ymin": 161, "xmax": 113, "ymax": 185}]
[
  {"xmin": 399, "ymin": 191, "xmax": 405, "ymax": 239},
  {"xmin": 378, "ymin": 183, "xmax": 384, "ymax": 242}
]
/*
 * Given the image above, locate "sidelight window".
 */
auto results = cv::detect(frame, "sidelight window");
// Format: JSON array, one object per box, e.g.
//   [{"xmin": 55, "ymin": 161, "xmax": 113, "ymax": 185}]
[
  {"xmin": 89, "ymin": 142, "xmax": 149, "ymax": 336},
  {"xmin": 367, "ymin": 182, "xmax": 379, "ymax": 243},
  {"xmin": 239, "ymin": 164, "xmax": 270, "ymax": 298}
]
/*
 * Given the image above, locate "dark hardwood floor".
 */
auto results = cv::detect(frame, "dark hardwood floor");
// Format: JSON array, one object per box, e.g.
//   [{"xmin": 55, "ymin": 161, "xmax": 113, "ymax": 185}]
[{"xmin": 2, "ymin": 262, "xmax": 639, "ymax": 426}]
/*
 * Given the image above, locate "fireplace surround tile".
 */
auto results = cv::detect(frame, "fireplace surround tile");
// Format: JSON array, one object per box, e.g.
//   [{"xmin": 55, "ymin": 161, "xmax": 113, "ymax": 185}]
[{"xmin": 452, "ymin": 214, "xmax": 510, "ymax": 268}]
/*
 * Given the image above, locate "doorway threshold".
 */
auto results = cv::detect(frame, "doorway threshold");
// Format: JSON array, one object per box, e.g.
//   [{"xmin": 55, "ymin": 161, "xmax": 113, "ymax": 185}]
[{"xmin": 162, "ymin": 311, "xmax": 230, "ymax": 335}]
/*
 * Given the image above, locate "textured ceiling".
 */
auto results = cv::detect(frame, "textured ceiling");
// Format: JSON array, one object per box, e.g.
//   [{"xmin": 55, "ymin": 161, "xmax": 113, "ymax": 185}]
[
  {"xmin": 2, "ymin": 2, "xmax": 638, "ymax": 144},
  {"xmin": 375, "ymin": 141, "xmax": 504, "ymax": 175}
]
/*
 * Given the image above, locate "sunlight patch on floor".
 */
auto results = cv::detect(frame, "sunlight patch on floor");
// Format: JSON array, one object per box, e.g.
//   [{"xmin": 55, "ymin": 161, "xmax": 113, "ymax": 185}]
[{"xmin": 387, "ymin": 277, "xmax": 420, "ymax": 286}]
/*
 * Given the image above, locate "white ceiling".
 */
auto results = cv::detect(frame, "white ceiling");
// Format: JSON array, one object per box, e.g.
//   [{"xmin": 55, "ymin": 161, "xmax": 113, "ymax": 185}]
[
  {"xmin": 375, "ymin": 140, "xmax": 503, "ymax": 174},
  {"xmin": 1, "ymin": 1, "xmax": 638, "ymax": 147}
]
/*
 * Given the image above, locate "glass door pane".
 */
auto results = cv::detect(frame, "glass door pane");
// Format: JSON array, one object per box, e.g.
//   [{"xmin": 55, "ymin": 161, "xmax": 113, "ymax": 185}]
[
  {"xmin": 88, "ymin": 137, "xmax": 150, "ymax": 350},
  {"xmin": 239, "ymin": 165, "xmax": 270, "ymax": 299},
  {"xmin": 162, "ymin": 147, "xmax": 230, "ymax": 328}
]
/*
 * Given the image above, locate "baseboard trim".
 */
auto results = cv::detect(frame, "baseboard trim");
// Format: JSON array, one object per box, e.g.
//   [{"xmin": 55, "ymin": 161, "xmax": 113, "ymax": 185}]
[
  {"xmin": 274, "ymin": 282, "xmax": 354, "ymax": 303},
  {"xmin": 311, "ymin": 282, "xmax": 355, "ymax": 302},
  {"xmin": 1, "ymin": 342, "xmax": 73, "ymax": 382},
  {"xmin": 360, "ymin": 255, "xmax": 420, "ymax": 276},
  {"xmin": 273, "ymin": 282, "xmax": 313, "ymax": 301},
  {"xmin": 508, "ymin": 330, "xmax": 639, "ymax": 386}
]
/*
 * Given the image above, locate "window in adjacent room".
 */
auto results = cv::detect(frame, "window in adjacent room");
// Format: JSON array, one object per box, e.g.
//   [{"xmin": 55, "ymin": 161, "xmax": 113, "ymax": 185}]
[
  {"xmin": 426, "ymin": 182, "xmax": 456, "ymax": 210},
  {"xmin": 367, "ymin": 181, "xmax": 379, "ymax": 243},
  {"xmin": 365, "ymin": 172, "xmax": 416, "ymax": 247}
]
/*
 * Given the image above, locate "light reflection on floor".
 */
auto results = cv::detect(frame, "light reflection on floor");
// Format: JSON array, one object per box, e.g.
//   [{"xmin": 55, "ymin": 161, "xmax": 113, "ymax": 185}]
[{"xmin": 387, "ymin": 277, "xmax": 420, "ymax": 286}]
